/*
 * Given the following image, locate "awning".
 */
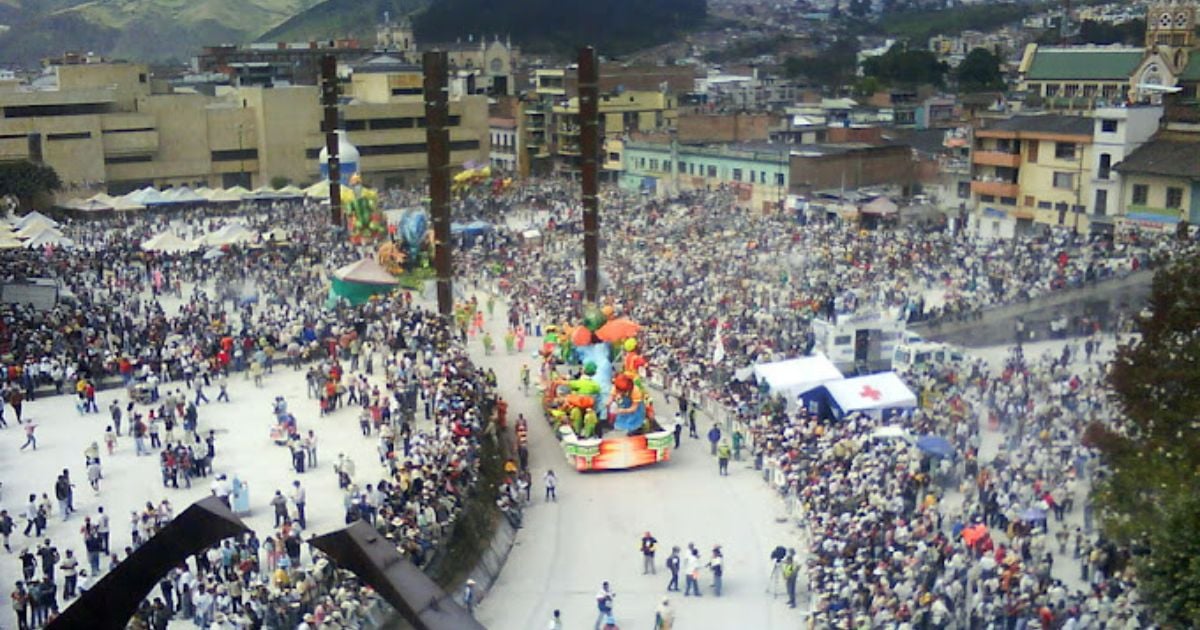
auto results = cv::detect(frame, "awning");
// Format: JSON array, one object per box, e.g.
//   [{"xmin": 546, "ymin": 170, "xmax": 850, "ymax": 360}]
[
  {"xmin": 751, "ymin": 354, "xmax": 844, "ymax": 397},
  {"xmin": 816, "ymin": 371, "xmax": 916, "ymax": 414}
]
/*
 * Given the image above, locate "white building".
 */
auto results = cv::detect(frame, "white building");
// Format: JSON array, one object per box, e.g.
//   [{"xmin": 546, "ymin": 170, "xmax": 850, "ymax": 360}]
[
  {"xmin": 1088, "ymin": 105, "xmax": 1162, "ymax": 230},
  {"xmin": 489, "ymin": 117, "xmax": 518, "ymax": 174}
]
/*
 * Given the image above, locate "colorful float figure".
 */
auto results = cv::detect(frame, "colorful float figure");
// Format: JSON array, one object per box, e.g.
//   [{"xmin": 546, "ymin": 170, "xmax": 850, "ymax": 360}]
[
  {"xmin": 344, "ymin": 174, "xmax": 386, "ymax": 244},
  {"xmin": 540, "ymin": 305, "xmax": 672, "ymax": 471}
]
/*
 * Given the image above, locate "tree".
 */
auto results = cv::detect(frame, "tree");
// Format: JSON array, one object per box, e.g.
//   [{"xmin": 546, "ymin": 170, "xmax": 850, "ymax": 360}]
[
  {"xmin": 0, "ymin": 160, "xmax": 61, "ymax": 210},
  {"xmin": 955, "ymin": 47, "xmax": 1005, "ymax": 92},
  {"xmin": 785, "ymin": 38, "xmax": 860, "ymax": 89},
  {"xmin": 847, "ymin": 0, "xmax": 870, "ymax": 18},
  {"xmin": 1087, "ymin": 251, "xmax": 1200, "ymax": 626},
  {"xmin": 862, "ymin": 43, "xmax": 949, "ymax": 87}
]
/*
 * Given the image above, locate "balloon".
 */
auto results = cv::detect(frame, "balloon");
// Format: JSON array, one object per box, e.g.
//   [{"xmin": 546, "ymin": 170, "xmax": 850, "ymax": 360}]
[
  {"xmin": 623, "ymin": 338, "xmax": 637, "ymax": 352},
  {"xmin": 583, "ymin": 361, "xmax": 597, "ymax": 376},
  {"xmin": 601, "ymin": 305, "xmax": 615, "ymax": 320},
  {"xmin": 571, "ymin": 326, "xmax": 592, "ymax": 347},
  {"xmin": 582, "ymin": 305, "xmax": 606, "ymax": 331}
]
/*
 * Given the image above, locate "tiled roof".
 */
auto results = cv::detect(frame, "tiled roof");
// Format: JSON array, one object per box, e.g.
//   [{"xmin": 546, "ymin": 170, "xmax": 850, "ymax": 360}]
[
  {"xmin": 1025, "ymin": 48, "xmax": 1144, "ymax": 81},
  {"xmin": 1114, "ymin": 139, "xmax": 1200, "ymax": 180},
  {"xmin": 983, "ymin": 114, "xmax": 1094, "ymax": 136}
]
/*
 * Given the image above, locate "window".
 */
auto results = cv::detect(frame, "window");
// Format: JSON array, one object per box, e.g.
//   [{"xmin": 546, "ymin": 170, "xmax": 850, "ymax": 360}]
[
  {"xmin": 1094, "ymin": 189, "xmax": 1108, "ymax": 215},
  {"xmin": 957, "ymin": 182, "xmax": 971, "ymax": 199},
  {"xmin": 706, "ymin": 165, "xmax": 717, "ymax": 178},
  {"xmin": 1055, "ymin": 202, "xmax": 1069, "ymax": 212},
  {"xmin": 390, "ymin": 87, "xmax": 422, "ymax": 96},
  {"xmin": 1045, "ymin": 83, "xmax": 1060, "ymax": 97},
  {"xmin": 138, "ymin": 73, "xmax": 148, "ymax": 83},
  {"xmin": 1100, "ymin": 119, "xmax": 1118, "ymax": 133},
  {"xmin": 105, "ymin": 154, "xmax": 152, "ymax": 164},
  {"xmin": 638, "ymin": 158, "xmax": 646, "ymax": 169},
  {"xmin": 46, "ymin": 132, "xmax": 91, "ymax": 140},
  {"xmin": 833, "ymin": 335, "xmax": 852, "ymax": 346},
  {"xmin": 1026, "ymin": 140, "xmax": 1039, "ymax": 163},
  {"xmin": 1054, "ymin": 143, "xmax": 1076, "ymax": 160},
  {"xmin": 980, "ymin": 194, "xmax": 996, "ymax": 203},
  {"xmin": 1053, "ymin": 172, "xmax": 1075, "ymax": 189},
  {"xmin": 760, "ymin": 171, "xmax": 767, "ymax": 184},
  {"xmin": 1166, "ymin": 187, "xmax": 1184, "ymax": 209},
  {"xmin": 1000, "ymin": 197, "xmax": 1017, "ymax": 206},
  {"xmin": 1098, "ymin": 153, "xmax": 1112, "ymax": 180},
  {"xmin": 1037, "ymin": 201, "xmax": 1053, "ymax": 209},
  {"xmin": 732, "ymin": 168, "xmax": 743, "ymax": 182},
  {"xmin": 649, "ymin": 159, "xmax": 659, "ymax": 171},
  {"xmin": 609, "ymin": 153, "xmax": 621, "ymax": 162},
  {"xmin": 749, "ymin": 171, "xmax": 756, "ymax": 183},
  {"xmin": 678, "ymin": 161, "xmax": 685, "ymax": 173},
  {"xmin": 1023, "ymin": 195, "xmax": 1035, "ymax": 207},
  {"xmin": 775, "ymin": 173, "xmax": 785, "ymax": 187},
  {"xmin": 1102, "ymin": 85, "xmax": 1120, "ymax": 100},
  {"xmin": 1063, "ymin": 84, "xmax": 1079, "ymax": 97},
  {"xmin": 1132, "ymin": 184, "xmax": 1149, "ymax": 205},
  {"xmin": 1083, "ymin": 84, "xmax": 1098, "ymax": 98},
  {"xmin": 211, "ymin": 149, "xmax": 258, "ymax": 161}
]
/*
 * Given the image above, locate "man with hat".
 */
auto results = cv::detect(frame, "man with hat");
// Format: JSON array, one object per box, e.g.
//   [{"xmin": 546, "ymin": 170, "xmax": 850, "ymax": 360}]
[{"xmin": 462, "ymin": 578, "xmax": 477, "ymax": 616}]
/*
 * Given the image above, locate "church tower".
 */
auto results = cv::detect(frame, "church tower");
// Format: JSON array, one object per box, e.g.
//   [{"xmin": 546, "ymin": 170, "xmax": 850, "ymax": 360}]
[{"xmin": 1146, "ymin": 0, "xmax": 1196, "ymax": 75}]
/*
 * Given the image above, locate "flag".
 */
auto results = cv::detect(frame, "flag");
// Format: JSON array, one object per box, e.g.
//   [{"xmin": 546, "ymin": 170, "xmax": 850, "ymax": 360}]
[{"xmin": 712, "ymin": 319, "xmax": 725, "ymax": 364}]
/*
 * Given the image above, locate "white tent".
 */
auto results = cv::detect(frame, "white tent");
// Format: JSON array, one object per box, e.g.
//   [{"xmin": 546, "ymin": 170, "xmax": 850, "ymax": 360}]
[
  {"xmin": 160, "ymin": 186, "xmax": 205, "ymax": 204},
  {"xmin": 72, "ymin": 198, "xmax": 114, "ymax": 214},
  {"xmin": 13, "ymin": 211, "xmax": 58, "ymax": 229},
  {"xmin": 124, "ymin": 187, "xmax": 165, "ymax": 206},
  {"xmin": 206, "ymin": 189, "xmax": 244, "ymax": 204},
  {"xmin": 203, "ymin": 223, "xmax": 258, "ymax": 246},
  {"xmin": 17, "ymin": 220, "xmax": 62, "ymax": 239},
  {"xmin": 752, "ymin": 354, "xmax": 844, "ymax": 398},
  {"xmin": 276, "ymin": 185, "xmax": 304, "ymax": 198},
  {"xmin": 110, "ymin": 197, "xmax": 146, "ymax": 212},
  {"xmin": 818, "ymin": 371, "xmax": 917, "ymax": 415},
  {"xmin": 23, "ymin": 229, "xmax": 74, "ymax": 249},
  {"xmin": 226, "ymin": 186, "xmax": 252, "ymax": 198},
  {"xmin": 141, "ymin": 231, "xmax": 198, "ymax": 254},
  {"xmin": 0, "ymin": 234, "xmax": 22, "ymax": 249}
]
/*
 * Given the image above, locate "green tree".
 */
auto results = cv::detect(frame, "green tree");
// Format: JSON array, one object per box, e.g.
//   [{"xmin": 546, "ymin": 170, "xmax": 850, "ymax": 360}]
[
  {"xmin": 270, "ymin": 176, "xmax": 292, "ymax": 189},
  {"xmin": 785, "ymin": 38, "xmax": 860, "ymax": 89},
  {"xmin": 1087, "ymin": 251, "xmax": 1200, "ymax": 626},
  {"xmin": 0, "ymin": 160, "xmax": 62, "ymax": 210},
  {"xmin": 955, "ymin": 47, "xmax": 1005, "ymax": 92},
  {"xmin": 862, "ymin": 43, "xmax": 948, "ymax": 87}
]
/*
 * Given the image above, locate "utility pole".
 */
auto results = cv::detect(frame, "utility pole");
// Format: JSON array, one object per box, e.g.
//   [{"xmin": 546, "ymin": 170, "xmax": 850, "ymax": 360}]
[
  {"xmin": 579, "ymin": 46, "xmax": 600, "ymax": 305},
  {"xmin": 424, "ymin": 50, "xmax": 454, "ymax": 318},
  {"xmin": 320, "ymin": 54, "xmax": 342, "ymax": 226}
]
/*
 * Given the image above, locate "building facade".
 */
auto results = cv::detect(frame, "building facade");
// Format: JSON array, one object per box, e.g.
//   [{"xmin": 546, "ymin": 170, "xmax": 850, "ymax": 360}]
[
  {"xmin": 489, "ymin": 117, "xmax": 519, "ymax": 174},
  {"xmin": 1115, "ymin": 132, "xmax": 1200, "ymax": 231},
  {"xmin": 1086, "ymin": 105, "xmax": 1162, "ymax": 231},
  {"xmin": 620, "ymin": 140, "xmax": 790, "ymax": 212},
  {"xmin": 0, "ymin": 60, "xmax": 489, "ymax": 195}
]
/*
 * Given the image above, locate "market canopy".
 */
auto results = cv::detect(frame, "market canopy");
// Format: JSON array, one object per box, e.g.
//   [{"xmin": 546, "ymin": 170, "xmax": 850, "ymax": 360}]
[
  {"xmin": 17, "ymin": 221, "xmax": 62, "ymax": 239},
  {"xmin": 12, "ymin": 211, "xmax": 58, "ymax": 230},
  {"xmin": 24, "ymin": 229, "xmax": 74, "ymax": 249},
  {"xmin": 752, "ymin": 354, "xmax": 844, "ymax": 397},
  {"xmin": 203, "ymin": 223, "xmax": 258, "ymax": 246},
  {"xmin": 158, "ymin": 186, "xmax": 205, "ymax": 204},
  {"xmin": 333, "ymin": 258, "xmax": 399, "ymax": 285},
  {"xmin": 141, "ymin": 231, "xmax": 198, "ymax": 254},
  {"xmin": 861, "ymin": 197, "xmax": 899, "ymax": 216},
  {"xmin": 816, "ymin": 371, "xmax": 917, "ymax": 415},
  {"xmin": 205, "ymin": 189, "xmax": 245, "ymax": 204},
  {"xmin": 124, "ymin": 187, "xmax": 166, "ymax": 206}
]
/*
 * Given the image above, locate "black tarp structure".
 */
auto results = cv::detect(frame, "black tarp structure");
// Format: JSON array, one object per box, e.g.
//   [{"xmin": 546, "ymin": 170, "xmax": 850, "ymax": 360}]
[
  {"xmin": 49, "ymin": 496, "xmax": 250, "ymax": 630},
  {"xmin": 310, "ymin": 520, "xmax": 484, "ymax": 630}
]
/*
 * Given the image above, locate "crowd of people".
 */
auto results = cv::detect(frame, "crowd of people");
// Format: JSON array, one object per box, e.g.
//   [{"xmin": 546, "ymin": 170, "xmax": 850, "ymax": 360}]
[
  {"xmin": 0, "ymin": 176, "xmax": 1193, "ymax": 628},
  {"xmin": 1, "ymin": 199, "xmax": 507, "ymax": 629}
]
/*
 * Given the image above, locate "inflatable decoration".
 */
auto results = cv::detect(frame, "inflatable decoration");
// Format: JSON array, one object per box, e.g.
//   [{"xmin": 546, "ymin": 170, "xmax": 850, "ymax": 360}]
[
  {"xmin": 345, "ymin": 174, "xmax": 386, "ymax": 243},
  {"xmin": 398, "ymin": 208, "xmax": 430, "ymax": 264},
  {"xmin": 376, "ymin": 241, "xmax": 407, "ymax": 276},
  {"xmin": 539, "ymin": 306, "xmax": 672, "ymax": 471}
]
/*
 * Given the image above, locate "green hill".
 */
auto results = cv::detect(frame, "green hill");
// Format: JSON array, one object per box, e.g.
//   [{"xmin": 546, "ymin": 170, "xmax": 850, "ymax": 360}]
[
  {"xmin": 0, "ymin": 0, "xmax": 323, "ymax": 65},
  {"xmin": 260, "ymin": 0, "xmax": 430, "ymax": 43}
]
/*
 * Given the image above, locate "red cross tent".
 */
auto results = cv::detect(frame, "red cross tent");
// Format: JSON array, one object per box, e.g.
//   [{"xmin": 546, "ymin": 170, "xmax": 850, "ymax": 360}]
[{"xmin": 808, "ymin": 371, "xmax": 917, "ymax": 419}]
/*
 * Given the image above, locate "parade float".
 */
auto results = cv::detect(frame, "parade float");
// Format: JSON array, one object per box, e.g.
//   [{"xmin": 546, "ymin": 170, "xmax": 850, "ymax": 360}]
[{"xmin": 540, "ymin": 305, "xmax": 673, "ymax": 471}]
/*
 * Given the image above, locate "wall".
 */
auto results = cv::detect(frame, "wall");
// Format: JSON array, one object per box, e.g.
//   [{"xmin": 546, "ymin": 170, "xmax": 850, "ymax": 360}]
[
  {"xmin": 676, "ymin": 113, "xmax": 770, "ymax": 143},
  {"xmin": 788, "ymin": 145, "xmax": 915, "ymax": 193}
]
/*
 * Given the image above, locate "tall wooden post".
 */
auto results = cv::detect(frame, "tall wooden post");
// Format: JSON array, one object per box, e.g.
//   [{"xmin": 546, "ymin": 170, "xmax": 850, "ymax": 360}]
[
  {"xmin": 424, "ymin": 51, "xmax": 454, "ymax": 318},
  {"xmin": 320, "ymin": 55, "xmax": 342, "ymax": 227},
  {"xmin": 579, "ymin": 46, "xmax": 600, "ymax": 305}
]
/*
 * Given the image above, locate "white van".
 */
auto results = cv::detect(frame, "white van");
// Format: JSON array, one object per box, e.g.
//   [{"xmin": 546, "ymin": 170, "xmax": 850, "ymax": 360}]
[{"xmin": 893, "ymin": 341, "xmax": 965, "ymax": 370}]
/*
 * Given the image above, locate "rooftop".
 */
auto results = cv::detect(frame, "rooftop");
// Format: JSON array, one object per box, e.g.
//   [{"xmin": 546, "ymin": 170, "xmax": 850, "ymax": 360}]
[
  {"xmin": 1114, "ymin": 139, "xmax": 1200, "ymax": 180},
  {"xmin": 981, "ymin": 114, "xmax": 1095, "ymax": 137},
  {"xmin": 1025, "ymin": 47, "xmax": 1144, "ymax": 81}
]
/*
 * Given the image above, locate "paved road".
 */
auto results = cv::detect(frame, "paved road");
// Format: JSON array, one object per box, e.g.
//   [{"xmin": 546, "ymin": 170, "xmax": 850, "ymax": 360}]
[{"xmin": 455, "ymin": 289, "xmax": 804, "ymax": 630}]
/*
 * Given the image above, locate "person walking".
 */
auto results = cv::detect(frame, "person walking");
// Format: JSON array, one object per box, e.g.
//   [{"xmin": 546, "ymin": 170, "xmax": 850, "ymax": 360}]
[
  {"xmin": 543, "ymin": 469, "xmax": 557, "ymax": 502},
  {"xmin": 462, "ymin": 579, "xmax": 476, "ymax": 617},
  {"xmin": 108, "ymin": 401, "xmax": 122, "ymax": 436},
  {"xmin": 654, "ymin": 597, "xmax": 675, "ymax": 630},
  {"xmin": 640, "ymin": 531, "xmax": 658, "ymax": 575},
  {"xmin": 216, "ymin": 373, "xmax": 230, "ymax": 403},
  {"xmin": 546, "ymin": 609, "xmax": 562, "ymax": 630},
  {"xmin": 11, "ymin": 580, "xmax": 30, "ymax": 630},
  {"xmin": 59, "ymin": 550, "xmax": 79, "ymax": 600},
  {"xmin": 19, "ymin": 423, "xmax": 37, "ymax": 451},
  {"xmin": 665, "ymin": 546, "xmax": 681, "ymax": 592},
  {"xmin": 707, "ymin": 423, "xmax": 721, "ymax": 455},
  {"xmin": 683, "ymin": 546, "xmax": 701, "ymax": 597},
  {"xmin": 717, "ymin": 440, "xmax": 731, "ymax": 476},
  {"xmin": 270, "ymin": 491, "xmax": 288, "ymax": 528},
  {"xmin": 782, "ymin": 550, "xmax": 799, "ymax": 608},
  {"xmin": 707, "ymin": 546, "xmax": 724, "ymax": 597},
  {"xmin": 290, "ymin": 481, "xmax": 307, "ymax": 529},
  {"xmin": 0, "ymin": 510, "xmax": 13, "ymax": 553},
  {"xmin": 593, "ymin": 581, "xmax": 614, "ymax": 630}
]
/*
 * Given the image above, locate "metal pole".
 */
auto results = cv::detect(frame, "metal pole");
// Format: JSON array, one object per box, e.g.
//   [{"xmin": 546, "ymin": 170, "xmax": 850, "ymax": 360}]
[
  {"xmin": 579, "ymin": 46, "xmax": 600, "ymax": 305},
  {"xmin": 320, "ymin": 54, "xmax": 342, "ymax": 227},
  {"xmin": 424, "ymin": 50, "xmax": 454, "ymax": 318}
]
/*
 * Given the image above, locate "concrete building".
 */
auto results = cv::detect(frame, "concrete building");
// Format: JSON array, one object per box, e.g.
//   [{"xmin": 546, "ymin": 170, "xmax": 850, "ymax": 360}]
[
  {"xmin": 1018, "ymin": 0, "xmax": 1200, "ymax": 110},
  {"xmin": 970, "ymin": 114, "xmax": 1096, "ymax": 238},
  {"xmin": 1085, "ymin": 105, "xmax": 1162, "ymax": 232},
  {"xmin": 550, "ymin": 90, "xmax": 676, "ymax": 177},
  {"xmin": 195, "ymin": 40, "xmax": 367, "ymax": 86},
  {"xmin": 788, "ymin": 144, "xmax": 917, "ymax": 196},
  {"xmin": 0, "ymin": 59, "xmax": 489, "ymax": 195},
  {"xmin": 620, "ymin": 140, "xmax": 789, "ymax": 211},
  {"xmin": 489, "ymin": 116, "xmax": 519, "ymax": 174},
  {"xmin": 1114, "ymin": 127, "xmax": 1200, "ymax": 231}
]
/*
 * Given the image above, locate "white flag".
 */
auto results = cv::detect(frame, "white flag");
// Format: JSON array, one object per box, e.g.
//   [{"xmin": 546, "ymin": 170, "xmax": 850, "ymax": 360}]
[{"xmin": 712, "ymin": 320, "xmax": 726, "ymax": 364}]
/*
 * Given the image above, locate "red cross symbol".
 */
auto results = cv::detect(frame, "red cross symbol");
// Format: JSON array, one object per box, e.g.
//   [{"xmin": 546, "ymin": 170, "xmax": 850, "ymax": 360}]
[{"xmin": 859, "ymin": 385, "xmax": 882, "ymax": 401}]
